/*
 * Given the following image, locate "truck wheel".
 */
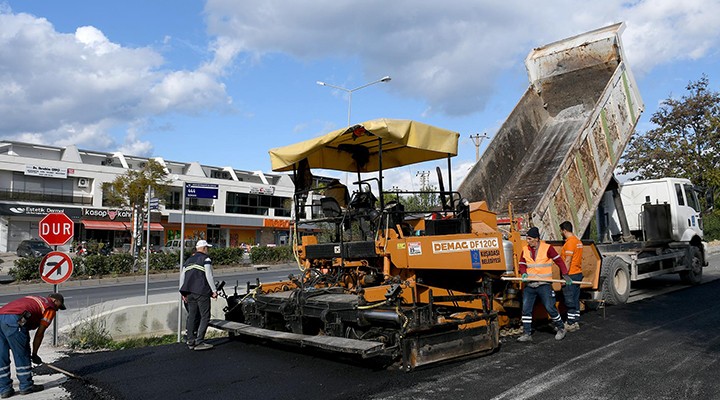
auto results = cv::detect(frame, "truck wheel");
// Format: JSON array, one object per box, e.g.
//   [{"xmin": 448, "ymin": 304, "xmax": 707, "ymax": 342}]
[
  {"xmin": 600, "ymin": 256, "xmax": 631, "ymax": 305},
  {"xmin": 679, "ymin": 247, "xmax": 703, "ymax": 285}
]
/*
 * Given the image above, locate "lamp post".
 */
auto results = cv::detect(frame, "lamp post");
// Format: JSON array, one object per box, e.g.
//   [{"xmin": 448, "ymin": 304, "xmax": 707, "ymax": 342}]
[{"xmin": 316, "ymin": 76, "xmax": 391, "ymax": 126}]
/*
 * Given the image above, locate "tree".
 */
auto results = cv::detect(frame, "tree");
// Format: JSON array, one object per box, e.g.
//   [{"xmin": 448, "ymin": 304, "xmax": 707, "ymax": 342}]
[
  {"xmin": 102, "ymin": 159, "xmax": 170, "ymax": 256},
  {"xmin": 383, "ymin": 184, "xmax": 441, "ymax": 213},
  {"xmin": 619, "ymin": 75, "xmax": 720, "ymax": 210}
]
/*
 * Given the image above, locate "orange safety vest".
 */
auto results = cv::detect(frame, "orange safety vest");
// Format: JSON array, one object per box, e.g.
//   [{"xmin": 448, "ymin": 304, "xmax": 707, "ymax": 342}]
[
  {"xmin": 522, "ymin": 241, "xmax": 553, "ymax": 280},
  {"xmin": 562, "ymin": 235, "xmax": 583, "ymax": 275}
]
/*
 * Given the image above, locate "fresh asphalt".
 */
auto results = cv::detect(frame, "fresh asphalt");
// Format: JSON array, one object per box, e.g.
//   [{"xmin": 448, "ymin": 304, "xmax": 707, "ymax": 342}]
[{"xmin": 29, "ymin": 249, "xmax": 720, "ymax": 400}]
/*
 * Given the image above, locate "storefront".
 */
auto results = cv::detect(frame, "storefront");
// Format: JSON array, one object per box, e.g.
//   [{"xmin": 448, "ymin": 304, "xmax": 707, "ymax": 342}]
[
  {"xmin": 165, "ymin": 213, "xmax": 287, "ymax": 248},
  {"xmin": 0, "ymin": 203, "xmax": 82, "ymax": 252},
  {"xmin": 80, "ymin": 208, "xmax": 164, "ymax": 251}
]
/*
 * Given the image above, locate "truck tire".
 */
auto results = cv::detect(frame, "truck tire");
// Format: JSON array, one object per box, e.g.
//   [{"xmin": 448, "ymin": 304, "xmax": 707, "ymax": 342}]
[
  {"xmin": 679, "ymin": 246, "xmax": 703, "ymax": 285},
  {"xmin": 600, "ymin": 256, "xmax": 631, "ymax": 305}
]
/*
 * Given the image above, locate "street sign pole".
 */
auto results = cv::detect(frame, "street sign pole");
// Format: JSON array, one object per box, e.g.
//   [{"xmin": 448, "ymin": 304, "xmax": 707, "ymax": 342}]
[
  {"xmin": 145, "ymin": 185, "xmax": 152, "ymax": 304},
  {"xmin": 177, "ymin": 182, "xmax": 187, "ymax": 343},
  {"xmin": 53, "ymin": 283, "xmax": 58, "ymax": 346}
]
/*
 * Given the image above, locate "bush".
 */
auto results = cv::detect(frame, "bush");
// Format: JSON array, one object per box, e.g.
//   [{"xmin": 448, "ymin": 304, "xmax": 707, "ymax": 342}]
[
  {"xmin": 250, "ymin": 245, "xmax": 294, "ymax": 264},
  {"xmin": 66, "ymin": 316, "xmax": 113, "ymax": 350},
  {"xmin": 704, "ymin": 211, "xmax": 720, "ymax": 241},
  {"xmin": 81, "ymin": 254, "xmax": 110, "ymax": 276},
  {"xmin": 9, "ymin": 257, "xmax": 42, "ymax": 281},
  {"xmin": 150, "ymin": 252, "xmax": 181, "ymax": 271},
  {"xmin": 208, "ymin": 247, "xmax": 244, "ymax": 266}
]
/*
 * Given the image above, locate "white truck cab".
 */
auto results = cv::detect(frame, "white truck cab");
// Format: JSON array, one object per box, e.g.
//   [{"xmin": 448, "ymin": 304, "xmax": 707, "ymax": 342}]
[{"xmin": 609, "ymin": 177, "xmax": 703, "ymax": 242}]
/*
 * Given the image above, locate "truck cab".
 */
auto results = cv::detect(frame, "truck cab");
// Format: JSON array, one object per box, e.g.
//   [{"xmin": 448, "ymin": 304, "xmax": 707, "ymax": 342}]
[{"xmin": 599, "ymin": 177, "xmax": 703, "ymax": 243}]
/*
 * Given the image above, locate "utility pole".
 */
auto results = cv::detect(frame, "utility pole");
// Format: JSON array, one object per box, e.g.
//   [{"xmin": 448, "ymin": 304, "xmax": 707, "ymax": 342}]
[
  {"xmin": 470, "ymin": 133, "xmax": 489, "ymax": 161},
  {"xmin": 416, "ymin": 170, "xmax": 430, "ymax": 189}
]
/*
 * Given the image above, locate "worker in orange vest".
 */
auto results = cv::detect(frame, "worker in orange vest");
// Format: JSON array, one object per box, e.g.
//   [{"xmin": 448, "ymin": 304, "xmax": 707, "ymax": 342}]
[
  {"xmin": 517, "ymin": 227, "xmax": 572, "ymax": 342},
  {"xmin": 560, "ymin": 221, "xmax": 583, "ymax": 332}
]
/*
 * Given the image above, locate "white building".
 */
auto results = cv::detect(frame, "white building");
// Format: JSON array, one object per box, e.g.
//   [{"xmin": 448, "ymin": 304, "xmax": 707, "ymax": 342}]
[{"xmin": 0, "ymin": 140, "xmax": 298, "ymax": 253}]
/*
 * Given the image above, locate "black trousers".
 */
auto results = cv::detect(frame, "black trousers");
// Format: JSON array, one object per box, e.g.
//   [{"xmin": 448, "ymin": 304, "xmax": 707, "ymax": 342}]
[{"xmin": 186, "ymin": 293, "xmax": 211, "ymax": 344}]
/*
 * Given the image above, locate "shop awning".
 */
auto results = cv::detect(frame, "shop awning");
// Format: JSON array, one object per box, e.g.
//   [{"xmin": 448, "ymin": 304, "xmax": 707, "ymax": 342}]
[
  {"xmin": 81, "ymin": 220, "xmax": 128, "ymax": 230},
  {"xmin": 142, "ymin": 222, "xmax": 164, "ymax": 231}
]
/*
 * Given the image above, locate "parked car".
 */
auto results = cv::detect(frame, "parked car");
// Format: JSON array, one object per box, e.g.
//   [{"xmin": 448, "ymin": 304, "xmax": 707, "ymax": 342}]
[
  {"xmin": 161, "ymin": 239, "xmax": 196, "ymax": 254},
  {"xmin": 16, "ymin": 239, "xmax": 53, "ymax": 258}
]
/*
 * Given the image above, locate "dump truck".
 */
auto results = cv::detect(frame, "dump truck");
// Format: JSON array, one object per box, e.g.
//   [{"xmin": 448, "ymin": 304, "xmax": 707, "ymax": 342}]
[
  {"xmin": 593, "ymin": 177, "xmax": 706, "ymax": 304},
  {"xmin": 459, "ymin": 22, "xmax": 707, "ymax": 305}
]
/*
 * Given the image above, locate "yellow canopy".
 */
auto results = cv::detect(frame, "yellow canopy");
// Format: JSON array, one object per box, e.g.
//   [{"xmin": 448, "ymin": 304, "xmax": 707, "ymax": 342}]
[{"xmin": 269, "ymin": 119, "xmax": 459, "ymax": 172}]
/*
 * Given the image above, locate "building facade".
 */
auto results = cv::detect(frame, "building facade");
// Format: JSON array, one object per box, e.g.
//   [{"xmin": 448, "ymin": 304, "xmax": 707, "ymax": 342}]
[{"xmin": 0, "ymin": 140, "xmax": 296, "ymax": 253}]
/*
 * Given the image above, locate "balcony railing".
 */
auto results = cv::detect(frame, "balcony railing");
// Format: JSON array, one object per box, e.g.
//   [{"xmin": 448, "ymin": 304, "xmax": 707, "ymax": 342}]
[
  {"xmin": 0, "ymin": 189, "xmax": 94, "ymax": 205},
  {"xmin": 164, "ymin": 203, "xmax": 213, "ymax": 212}
]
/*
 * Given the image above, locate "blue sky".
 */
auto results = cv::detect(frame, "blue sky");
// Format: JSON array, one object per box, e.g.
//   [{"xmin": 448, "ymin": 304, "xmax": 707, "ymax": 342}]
[{"xmin": 1, "ymin": 0, "xmax": 719, "ymax": 191}]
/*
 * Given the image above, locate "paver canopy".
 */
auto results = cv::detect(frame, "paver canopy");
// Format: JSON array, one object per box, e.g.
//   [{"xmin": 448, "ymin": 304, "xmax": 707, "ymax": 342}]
[{"xmin": 268, "ymin": 119, "xmax": 459, "ymax": 173}]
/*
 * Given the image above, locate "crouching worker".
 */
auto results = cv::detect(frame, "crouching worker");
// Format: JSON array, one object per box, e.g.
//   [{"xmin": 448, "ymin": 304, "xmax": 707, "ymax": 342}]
[
  {"xmin": 517, "ymin": 227, "xmax": 572, "ymax": 343},
  {"xmin": 0, "ymin": 293, "xmax": 66, "ymax": 398}
]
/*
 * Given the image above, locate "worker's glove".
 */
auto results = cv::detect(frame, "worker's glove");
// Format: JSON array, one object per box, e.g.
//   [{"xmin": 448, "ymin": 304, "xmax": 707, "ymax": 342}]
[
  {"xmin": 563, "ymin": 275, "xmax": 573, "ymax": 286},
  {"xmin": 31, "ymin": 355, "xmax": 43, "ymax": 365},
  {"xmin": 521, "ymin": 273, "xmax": 528, "ymax": 282}
]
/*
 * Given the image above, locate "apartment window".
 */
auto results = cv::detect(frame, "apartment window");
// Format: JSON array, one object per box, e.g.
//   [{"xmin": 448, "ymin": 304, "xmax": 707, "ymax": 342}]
[{"xmin": 226, "ymin": 192, "xmax": 290, "ymax": 216}]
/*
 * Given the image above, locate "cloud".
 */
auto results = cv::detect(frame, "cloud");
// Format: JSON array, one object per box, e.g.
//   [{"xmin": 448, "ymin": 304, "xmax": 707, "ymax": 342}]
[
  {"xmin": 0, "ymin": 8, "xmax": 231, "ymax": 155},
  {"xmin": 204, "ymin": 0, "xmax": 720, "ymax": 116}
]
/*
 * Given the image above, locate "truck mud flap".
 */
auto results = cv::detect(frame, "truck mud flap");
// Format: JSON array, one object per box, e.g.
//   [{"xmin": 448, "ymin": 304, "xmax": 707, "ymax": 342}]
[
  {"xmin": 401, "ymin": 318, "xmax": 500, "ymax": 371},
  {"xmin": 209, "ymin": 319, "xmax": 386, "ymax": 357}
]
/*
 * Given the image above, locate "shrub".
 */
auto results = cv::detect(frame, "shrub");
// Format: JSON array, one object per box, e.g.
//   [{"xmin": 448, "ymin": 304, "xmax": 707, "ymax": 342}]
[
  {"xmin": 106, "ymin": 253, "xmax": 134, "ymax": 275},
  {"xmin": 704, "ymin": 211, "xmax": 720, "ymax": 241},
  {"xmin": 250, "ymin": 245, "xmax": 294, "ymax": 264},
  {"xmin": 66, "ymin": 316, "xmax": 113, "ymax": 350},
  {"xmin": 9, "ymin": 257, "xmax": 42, "ymax": 281},
  {"xmin": 82, "ymin": 254, "xmax": 110, "ymax": 276},
  {"xmin": 208, "ymin": 247, "xmax": 244, "ymax": 266},
  {"xmin": 150, "ymin": 252, "xmax": 180, "ymax": 271}
]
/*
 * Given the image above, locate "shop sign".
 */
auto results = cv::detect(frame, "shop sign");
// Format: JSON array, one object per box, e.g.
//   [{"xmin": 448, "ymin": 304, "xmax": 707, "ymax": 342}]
[
  {"xmin": 250, "ymin": 186, "xmax": 275, "ymax": 195},
  {"xmin": 264, "ymin": 219, "xmax": 290, "ymax": 229},
  {"xmin": 83, "ymin": 208, "xmax": 133, "ymax": 221},
  {"xmin": 0, "ymin": 204, "xmax": 82, "ymax": 219},
  {"xmin": 24, "ymin": 164, "xmax": 68, "ymax": 179}
]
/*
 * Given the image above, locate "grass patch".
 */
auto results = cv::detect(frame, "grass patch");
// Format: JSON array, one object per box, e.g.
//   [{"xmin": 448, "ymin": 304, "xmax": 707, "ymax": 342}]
[
  {"xmin": 106, "ymin": 335, "xmax": 177, "ymax": 350},
  {"xmin": 66, "ymin": 314, "xmax": 228, "ymax": 351}
]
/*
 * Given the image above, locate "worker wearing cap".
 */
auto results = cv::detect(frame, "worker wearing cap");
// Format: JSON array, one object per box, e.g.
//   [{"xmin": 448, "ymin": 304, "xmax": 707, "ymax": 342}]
[
  {"xmin": 179, "ymin": 240, "xmax": 217, "ymax": 351},
  {"xmin": 516, "ymin": 227, "xmax": 572, "ymax": 342},
  {"xmin": 0, "ymin": 293, "xmax": 66, "ymax": 397},
  {"xmin": 560, "ymin": 221, "xmax": 583, "ymax": 332}
]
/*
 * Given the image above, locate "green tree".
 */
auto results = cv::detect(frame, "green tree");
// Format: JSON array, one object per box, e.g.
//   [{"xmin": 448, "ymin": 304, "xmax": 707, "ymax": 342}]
[
  {"xmin": 620, "ymin": 75, "xmax": 720, "ymax": 209},
  {"xmin": 102, "ymin": 159, "xmax": 170, "ymax": 256},
  {"xmin": 383, "ymin": 184, "xmax": 440, "ymax": 213}
]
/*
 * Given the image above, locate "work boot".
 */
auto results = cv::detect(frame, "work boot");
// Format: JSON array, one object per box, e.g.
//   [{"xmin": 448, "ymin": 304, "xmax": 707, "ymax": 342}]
[
  {"xmin": 0, "ymin": 388, "xmax": 14, "ymax": 399},
  {"xmin": 516, "ymin": 333, "xmax": 533, "ymax": 343},
  {"xmin": 19, "ymin": 384, "xmax": 44, "ymax": 395},
  {"xmin": 555, "ymin": 329, "xmax": 566, "ymax": 341},
  {"xmin": 565, "ymin": 322, "xmax": 580, "ymax": 332},
  {"xmin": 193, "ymin": 342, "xmax": 214, "ymax": 351}
]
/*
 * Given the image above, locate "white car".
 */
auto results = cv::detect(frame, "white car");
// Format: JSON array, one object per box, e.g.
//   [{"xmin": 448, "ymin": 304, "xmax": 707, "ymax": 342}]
[{"xmin": 161, "ymin": 239, "xmax": 196, "ymax": 254}]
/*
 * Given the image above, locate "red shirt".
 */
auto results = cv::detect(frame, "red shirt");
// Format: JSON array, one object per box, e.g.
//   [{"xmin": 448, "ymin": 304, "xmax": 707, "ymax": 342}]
[
  {"xmin": 518, "ymin": 242, "xmax": 568, "ymax": 275},
  {"xmin": 0, "ymin": 296, "xmax": 58, "ymax": 330}
]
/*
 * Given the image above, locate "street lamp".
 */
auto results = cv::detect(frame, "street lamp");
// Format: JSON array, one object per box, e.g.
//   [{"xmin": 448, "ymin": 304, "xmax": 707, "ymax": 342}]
[{"xmin": 317, "ymin": 76, "xmax": 391, "ymax": 126}]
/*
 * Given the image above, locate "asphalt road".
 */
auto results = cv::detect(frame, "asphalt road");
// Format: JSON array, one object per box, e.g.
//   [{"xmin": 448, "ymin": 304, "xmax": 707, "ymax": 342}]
[
  {"xmin": 0, "ymin": 267, "xmax": 296, "ymax": 309},
  {"xmin": 41, "ymin": 251, "xmax": 720, "ymax": 400}
]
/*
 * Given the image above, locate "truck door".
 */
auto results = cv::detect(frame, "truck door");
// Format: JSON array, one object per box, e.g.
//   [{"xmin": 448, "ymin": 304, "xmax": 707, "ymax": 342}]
[{"xmin": 674, "ymin": 182, "xmax": 703, "ymax": 240}]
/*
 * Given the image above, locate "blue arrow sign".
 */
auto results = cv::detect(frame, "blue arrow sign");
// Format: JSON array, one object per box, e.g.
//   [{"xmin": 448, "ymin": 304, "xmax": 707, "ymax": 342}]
[{"xmin": 186, "ymin": 183, "xmax": 219, "ymax": 199}]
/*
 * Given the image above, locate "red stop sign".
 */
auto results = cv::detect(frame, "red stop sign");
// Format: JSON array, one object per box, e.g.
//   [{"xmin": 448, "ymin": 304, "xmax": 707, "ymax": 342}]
[{"xmin": 39, "ymin": 213, "xmax": 75, "ymax": 246}]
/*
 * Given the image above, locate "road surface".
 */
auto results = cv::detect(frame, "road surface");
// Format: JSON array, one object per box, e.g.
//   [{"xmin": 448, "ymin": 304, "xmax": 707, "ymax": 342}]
[{"xmin": 38, "ymin": 250, "xmax": 720, "ymax": 400}]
